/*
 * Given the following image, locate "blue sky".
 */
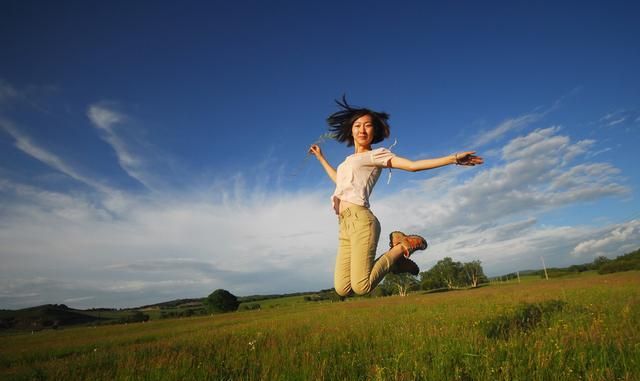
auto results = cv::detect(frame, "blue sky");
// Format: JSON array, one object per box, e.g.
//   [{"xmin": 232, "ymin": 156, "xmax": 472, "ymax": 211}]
[{"xmin": 1, "ymin": 1, "xmax": 639, "ymax": 309}]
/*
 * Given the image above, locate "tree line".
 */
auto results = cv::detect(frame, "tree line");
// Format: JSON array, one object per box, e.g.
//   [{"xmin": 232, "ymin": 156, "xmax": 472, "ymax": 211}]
[
  {"xmin": 201, "ymin": 247, "xmax": 640, "ymax": 309},
  {"xmin": 378, "ymin": 247, "xmax": 640, "ymax": 297},
  {"xmin": 376, "ymin": 257, "xmax": 488, "ymax": 297}
]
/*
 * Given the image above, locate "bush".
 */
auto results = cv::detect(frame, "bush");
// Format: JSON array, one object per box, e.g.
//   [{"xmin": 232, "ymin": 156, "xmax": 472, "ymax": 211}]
[
  {"xmin": 304, "ymin": 290, "xmax": 343, "ymax": 302},
  {"xmin": 483, "ymin": 300, "xmax": 566, "ymax": 340}
]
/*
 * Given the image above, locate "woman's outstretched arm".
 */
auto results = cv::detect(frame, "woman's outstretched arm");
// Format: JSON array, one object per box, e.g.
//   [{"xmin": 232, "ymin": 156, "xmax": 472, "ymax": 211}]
[
  {"xmin": 390, "ymin": 151, "xmax": 483, "ymax": 172},
  {"xmin": 309, "ymin": 144, "xmax": 337, "ymax": 183}
]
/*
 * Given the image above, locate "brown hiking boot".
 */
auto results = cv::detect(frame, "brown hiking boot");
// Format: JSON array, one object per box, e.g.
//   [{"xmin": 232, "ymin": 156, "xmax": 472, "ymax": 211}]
[
  {"xmin": 389, "ymin": 231, "xmax": 407, "ymax": 248},
  {"xmin": 389, "ymin": 256, "xmax": 420, "ymax": 275},
  {"xmin": 389, "ymin": 231, "xmax": 428, "ymax": 258}
]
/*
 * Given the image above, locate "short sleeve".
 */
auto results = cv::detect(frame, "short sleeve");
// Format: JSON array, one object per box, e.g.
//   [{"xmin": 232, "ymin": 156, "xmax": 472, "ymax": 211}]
[{"xmin": 370, "ymin": 148, "xmax": 395, "ymax": 168}]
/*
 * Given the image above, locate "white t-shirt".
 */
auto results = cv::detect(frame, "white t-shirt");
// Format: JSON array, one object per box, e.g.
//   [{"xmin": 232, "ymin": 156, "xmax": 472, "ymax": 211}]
[{"xmin": 332, "ymin": 147, "xmax": 395, "ymax": 214}]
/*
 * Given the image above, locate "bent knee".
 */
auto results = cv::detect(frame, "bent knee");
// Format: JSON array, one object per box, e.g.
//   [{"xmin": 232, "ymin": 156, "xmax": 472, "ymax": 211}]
[
  {"xmin": 334, "ymin": 284, "xmax": 352, "ymax": 297},
  {"xmin": 352, "ymin": 283, "xmax": 372, "ymax": 295}
]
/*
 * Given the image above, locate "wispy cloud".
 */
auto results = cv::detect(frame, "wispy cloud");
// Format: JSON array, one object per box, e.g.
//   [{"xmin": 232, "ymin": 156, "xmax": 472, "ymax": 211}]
[
  {"xmin": 0, "ymin": 79, "xmax": 20, "ymax": 104},
  {"xmin": 87, "ymin": 103, "xmax": 153, "ymax": 190},
  {"xmin": 86, "ymin": 102, "xmax": 187, "ymax": 192},
  {"xmin": 0, "ymin": 79, "xmax": 57, "ymax": 114},
  {"xmin": 473, "ymin": 111, "xmax": 543, "ymax": 147},
  {"xmin": 0, "ymin": 117, "xmax": 111, "ymax": 193},
  {"xmin": 597, "ymin": 109, "xmax": 640, "ymax": 128},
  {"xmin": 607, "ymin": 118, "xmax": 626, "ymax": 127},
  {"xmin": 472, "ymin": 89, "xmax": 578, "ymax": 147}
]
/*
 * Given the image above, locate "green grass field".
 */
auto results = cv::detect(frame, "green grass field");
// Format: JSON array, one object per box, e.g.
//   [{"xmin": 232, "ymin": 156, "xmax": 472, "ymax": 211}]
[{"xmin": 1, "ymin": 271, "xmax": 638, "ymax": 381}]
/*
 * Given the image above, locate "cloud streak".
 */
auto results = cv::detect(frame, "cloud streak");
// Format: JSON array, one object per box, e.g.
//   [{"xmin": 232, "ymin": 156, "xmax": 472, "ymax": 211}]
[
  {"xmin": 597, "ymin": 109, "xmax": 640, "ymax": 128},
  {"xmin": 474, "ymin": 111, "xmax": 543, "ymax": 147},
  {"xmin": 0, "ymin": 117, "xmax": 112, "ymax": 193},
  {"xmin": 471, "ymin": 88, "xmax": 582, "ymax": 147},
  {"xmin": 87, "ymin": 103, "xmax": 154, "ymax": 190}
]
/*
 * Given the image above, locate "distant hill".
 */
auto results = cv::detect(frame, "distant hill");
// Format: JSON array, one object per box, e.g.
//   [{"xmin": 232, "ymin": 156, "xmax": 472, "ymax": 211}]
[
  {"xmin": 0, "ymin": 304, "xmax": 150, "ymax": 331},
  {"xmin": 0, "ymin": 304, "xmax": 106, "ymax": 331}
]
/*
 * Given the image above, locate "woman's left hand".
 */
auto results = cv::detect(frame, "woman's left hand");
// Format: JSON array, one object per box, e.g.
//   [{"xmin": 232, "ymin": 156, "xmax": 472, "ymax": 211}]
[{"xmin": 455, "ymin": 151, "xmax": 484, "ymax": 166}]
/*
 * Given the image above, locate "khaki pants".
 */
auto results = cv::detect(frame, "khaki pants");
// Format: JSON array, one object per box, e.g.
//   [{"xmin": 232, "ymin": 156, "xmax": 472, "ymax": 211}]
[{"xmin": 334, "ymin": 205, "xmax": 392, "ymax": 296}]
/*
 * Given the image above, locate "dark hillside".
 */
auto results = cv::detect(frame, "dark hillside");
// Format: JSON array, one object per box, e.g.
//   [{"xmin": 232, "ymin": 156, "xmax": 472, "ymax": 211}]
[{"xmin": 0, "ymin": 304, "xmax": 106, "ymax": 331}]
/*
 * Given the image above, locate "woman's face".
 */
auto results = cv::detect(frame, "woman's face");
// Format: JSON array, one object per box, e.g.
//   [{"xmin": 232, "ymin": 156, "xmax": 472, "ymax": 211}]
[{"xmin": 352, "ymin": 114, "xmax": 375, "ymax": 147}]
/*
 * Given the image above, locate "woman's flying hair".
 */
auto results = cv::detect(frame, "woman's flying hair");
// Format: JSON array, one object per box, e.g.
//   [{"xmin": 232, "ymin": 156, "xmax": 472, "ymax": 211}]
[{"xmin": 326, "ymin": 95, "xmax": 391, "ymax": 147}]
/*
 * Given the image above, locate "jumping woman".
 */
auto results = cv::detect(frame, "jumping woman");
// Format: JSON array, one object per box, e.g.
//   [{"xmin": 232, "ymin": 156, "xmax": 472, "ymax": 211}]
[{"xmin": 309, "ymin": 97, "xmax": 483, "ymax": 297}]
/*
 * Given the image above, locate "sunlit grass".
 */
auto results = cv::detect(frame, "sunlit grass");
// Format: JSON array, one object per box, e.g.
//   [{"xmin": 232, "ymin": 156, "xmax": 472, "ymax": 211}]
[{"xmin": 1, "ymin": 271, "xmax": 638, "ymax": 380}]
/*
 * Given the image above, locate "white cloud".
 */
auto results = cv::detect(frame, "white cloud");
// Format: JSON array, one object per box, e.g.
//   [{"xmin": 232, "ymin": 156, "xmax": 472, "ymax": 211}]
[
  {"xmin": 0, "ymin": 102, "xmax": 635, "ymax": 309},
  {"xmin": 571, "ymin": 220, "xmax": 640, "ymax": 257},
  {"xmin": 87, "ymin": 104, "xmax": 124, "ymax": 130},
  {"xmin": 563, "ymin": 139, "xmax": 595, "ymax": 163},
  {"xmin": 550, "ymin": 163, "xmax": 620, "ymax": 190},
  {"xmin": 501, "ymin": 126, "xmax": 564, "ymax": 160},
  {"xmin": 373, "ymin": 127, "xmax": 630, "ymax": 273},
  {"xmin": 0, "ymin": 175, "xmax": 337, "ymax": 308}
]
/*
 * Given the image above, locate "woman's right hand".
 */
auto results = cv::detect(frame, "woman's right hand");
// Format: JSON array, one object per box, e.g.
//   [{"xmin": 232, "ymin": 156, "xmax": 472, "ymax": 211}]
[
  {"xmin": 308, "ymin": 144, "xmax": 323, "ymax": 158},
  {"xmin": 308, "ymin": 144, "xmax": 337, "ymax": 183}
]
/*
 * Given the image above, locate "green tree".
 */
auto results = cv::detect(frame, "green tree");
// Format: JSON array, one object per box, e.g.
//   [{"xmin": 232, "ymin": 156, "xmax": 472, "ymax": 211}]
[
  {"xmin": 462, "ymin": 260, "xmax": 487, "ymax": 288},
  {"xmin": 420, "ymin": 257, "xmax": 487, "ymax": 290},
  {"xmin": 430, "ymin": 257, "xmax": 464, "ymax": 289},
  {"xmin": 592, "ymin": 255, "xmax": 611, "ymax": 269},
  {"xmin": 205, "ymin": 289, "xmax": 239, "ymax": 313},
  {"xmin": 380, "ymin": 273, "xmax": 419, "ymax": 296}
]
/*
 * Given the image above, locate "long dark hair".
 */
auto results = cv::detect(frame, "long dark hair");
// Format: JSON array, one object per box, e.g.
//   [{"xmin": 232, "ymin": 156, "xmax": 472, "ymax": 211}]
[{"xmin": 326, "ymin": 96, "xmax": 390, "ymax": 147}]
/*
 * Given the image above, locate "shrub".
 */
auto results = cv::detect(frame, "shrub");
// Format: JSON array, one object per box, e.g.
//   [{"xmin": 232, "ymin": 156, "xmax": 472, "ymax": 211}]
[
  {"xmin": 239, "ymin": 303, "xmax": 261, "ymax": 311},
  {"xmin": 598, "ymin": 260, "xmax": 640, "ymax": 274},
  {"xmin": 205, "ymin": 289, "xmax": 240, "ymax": 313}
]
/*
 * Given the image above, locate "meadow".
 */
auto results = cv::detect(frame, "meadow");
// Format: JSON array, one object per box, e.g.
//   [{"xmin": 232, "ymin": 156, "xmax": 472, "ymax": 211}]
[{"xmin": 1, "ymin": 271, "xmax": 638, "ymax": 381}]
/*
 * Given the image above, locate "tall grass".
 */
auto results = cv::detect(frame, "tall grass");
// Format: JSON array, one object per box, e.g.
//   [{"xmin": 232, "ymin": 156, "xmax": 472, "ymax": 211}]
[{"xmin": 1, "ymin": 272, "xmax": 638, "ymax": 380}]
